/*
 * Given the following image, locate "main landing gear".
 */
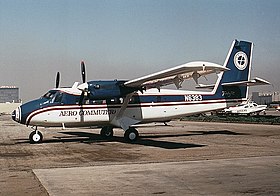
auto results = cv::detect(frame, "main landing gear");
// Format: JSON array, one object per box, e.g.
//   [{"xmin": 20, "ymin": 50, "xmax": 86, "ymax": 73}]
[
  {"xmin": 100, "ymin": 126, "xmax": 139, "ymax": 142},
  {"xmin": 100, "ymin": 126, "xmax": 114, "ymax": 139},
  {"xmin": 124, "ymin": 127, "xmax": 139, "ymax": 142},
  {"xmin": 29, "ymin": 127, "xmax": 43, "ymax": 144}
]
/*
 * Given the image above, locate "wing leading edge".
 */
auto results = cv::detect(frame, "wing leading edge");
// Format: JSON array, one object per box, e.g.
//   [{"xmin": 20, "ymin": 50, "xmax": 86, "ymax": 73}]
[{"xmin": 124, "ymin": 61, "xmax": 229, "ymax": 90}]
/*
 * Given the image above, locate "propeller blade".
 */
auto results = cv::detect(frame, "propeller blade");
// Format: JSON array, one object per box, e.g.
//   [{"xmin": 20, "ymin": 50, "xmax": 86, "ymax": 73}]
[
  {"xmin": 81, "ymin": 61, "xmax": 86, "ymax": 83},
  {"xmin": 79, "ymin": 91, "xmax": 85, "ymax": 106},
  {"xmin": 55, "ymin": 72, "xmax": 60, "ymax": 88},
  {"xmin": 79, "ymin": 61, "xmax": 87, "ymax": 105}
]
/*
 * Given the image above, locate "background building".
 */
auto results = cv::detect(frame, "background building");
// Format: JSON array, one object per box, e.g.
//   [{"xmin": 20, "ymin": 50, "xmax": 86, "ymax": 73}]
[
  {"xmin": 252, "ymin": 92, "xmax": 272, "ymax": 105},
  {"xmin": 0, "ymin": 86, "xmax": 20, "ymax": 103},
  {"xmin": 0, "ymin": 86, "xmax": 21, "ymax": 114}
]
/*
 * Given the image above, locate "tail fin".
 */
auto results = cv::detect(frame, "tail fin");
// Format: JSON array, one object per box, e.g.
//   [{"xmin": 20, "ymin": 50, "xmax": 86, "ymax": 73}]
[
  {"xmin": 213, "ymin": 40, "xmax": 253, "ymax": 101},
  {"xmin": 221, "ymin": 40, "xmax": 253, "ymax": 84}
]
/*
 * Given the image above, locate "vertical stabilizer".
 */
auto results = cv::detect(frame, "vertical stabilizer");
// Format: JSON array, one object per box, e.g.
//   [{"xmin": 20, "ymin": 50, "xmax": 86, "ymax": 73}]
[{"xmin": 212, "ymin": 40, "xmax": 253, "ymax": 101}]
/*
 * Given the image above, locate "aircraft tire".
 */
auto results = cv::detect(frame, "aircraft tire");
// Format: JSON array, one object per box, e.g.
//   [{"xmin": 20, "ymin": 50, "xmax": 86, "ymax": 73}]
[
  {"xmin": 29, "ymin": 131, "xmax": 43, "ymax": 144},
  {"xmin": 124, "ymin": 128, "xmax": 139, "ymax": 142},
  {"xmin": 100, "ymin": 126, "xmax": 114, "ymax": 139}
]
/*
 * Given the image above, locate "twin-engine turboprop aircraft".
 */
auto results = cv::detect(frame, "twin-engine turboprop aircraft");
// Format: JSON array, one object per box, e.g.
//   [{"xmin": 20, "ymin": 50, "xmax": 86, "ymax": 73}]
[{"xmin": 12, "ymin": 40, "xmax": 269, "ymax": 143}]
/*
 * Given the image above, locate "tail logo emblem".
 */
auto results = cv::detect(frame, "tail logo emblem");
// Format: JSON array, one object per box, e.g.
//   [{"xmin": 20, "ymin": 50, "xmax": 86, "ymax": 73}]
[{"xmin": 234, "ymin": 51, "xmax": 248, "ymax": 70}]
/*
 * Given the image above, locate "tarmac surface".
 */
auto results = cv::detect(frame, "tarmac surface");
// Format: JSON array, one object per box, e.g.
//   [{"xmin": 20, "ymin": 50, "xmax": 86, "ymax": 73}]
[{"xmin": 0, "ymin": 114, "xmax": 280, "ymax": 195}]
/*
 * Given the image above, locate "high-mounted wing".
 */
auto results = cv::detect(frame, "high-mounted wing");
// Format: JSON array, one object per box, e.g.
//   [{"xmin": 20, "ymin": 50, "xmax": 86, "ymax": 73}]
[{"xmin": 124, "ymin": 61, "xmax": 229, "ymax": 89}]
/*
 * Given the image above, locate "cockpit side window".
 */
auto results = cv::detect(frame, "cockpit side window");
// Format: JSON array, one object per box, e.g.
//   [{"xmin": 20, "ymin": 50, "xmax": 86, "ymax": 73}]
[
  {"xmin": 50, "ymin": 91, "xmax": 64, "ymax": 104},
  {"xmin": 42, "ymin": 90, "xmax": 57, "ymax": 100},
  {"xmin": 54, "ymin": 92, "xmax": 63, "ymax": 103}
]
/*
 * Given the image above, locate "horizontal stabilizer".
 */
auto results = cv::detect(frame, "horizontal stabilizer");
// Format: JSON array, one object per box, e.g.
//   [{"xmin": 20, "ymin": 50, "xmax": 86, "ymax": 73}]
[{"xmin": 222, "ymin": 77, "xmax": 270, "ymax": 86}]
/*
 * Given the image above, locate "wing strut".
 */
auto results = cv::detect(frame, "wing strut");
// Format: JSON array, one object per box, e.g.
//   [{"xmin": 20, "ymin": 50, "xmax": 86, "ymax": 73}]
[
  {"xmin": 111, "ymin": 93, "xmax": 140, "ymax": 131},
  {"xmin": 115, "ymin": 93, "xmax": 133, "ymax": 119}
]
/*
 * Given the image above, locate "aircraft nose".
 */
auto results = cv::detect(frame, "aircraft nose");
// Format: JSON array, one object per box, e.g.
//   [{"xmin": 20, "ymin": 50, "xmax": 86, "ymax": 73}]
[
  {"xmin": 11, "ymin": 110, "xmax": 16, "ymax": 121},
  {"xmin": 11, "ymin": 106, "xmax": 21, "ymax": 123}
]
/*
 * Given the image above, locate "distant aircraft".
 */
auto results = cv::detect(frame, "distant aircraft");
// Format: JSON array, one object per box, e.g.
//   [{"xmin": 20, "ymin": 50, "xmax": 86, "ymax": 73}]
[
  {"xmin": 12, "ymin": 40, "xmax": 270, "ymax": 143},
  {"xmin": 224, "ymin": 101, "xmax": 267, "ymax": 115},
  {"xmin": 276, "ymin": 106, "xmax": 280, "ymax": 111}
]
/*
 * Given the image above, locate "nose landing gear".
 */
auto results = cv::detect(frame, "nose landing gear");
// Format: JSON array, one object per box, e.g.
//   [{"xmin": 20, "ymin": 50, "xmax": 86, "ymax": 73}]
[{"xmin": 29, "ymin": 127, "xmax": 43, "ymax": 144}]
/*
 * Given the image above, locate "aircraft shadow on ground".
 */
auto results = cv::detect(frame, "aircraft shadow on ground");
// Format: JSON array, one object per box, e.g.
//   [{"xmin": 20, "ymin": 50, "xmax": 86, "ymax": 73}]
[
  {"xmin": 15, "ymin": 129, "xmax": 247, "ymax": 149},
  {"xmin": 14, "ymin": 130, "xmax": 214, "ymax": 149},
  {"xmin": 58, "ymin": 131, "xmax": 206, "ymax": 149},
  {"xmin": 139, "ymin": 130, "xmax": 248, "ymax": 140}
]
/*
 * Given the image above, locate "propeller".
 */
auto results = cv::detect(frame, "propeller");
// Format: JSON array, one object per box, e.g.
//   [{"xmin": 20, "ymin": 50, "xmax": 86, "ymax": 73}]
[
  {"xmin": 79, "ymin": 91, "xmax": 85, "ymax": 105},
  {"xmin": 55, "ymin": 72, "xmax": 60, "ymax": 88},
  {"xmin": 81, "ymin": 61, "xmax": 86, "ymax": 83},
  {"xmin": 78, "ymin": 61, "xmax": 88, "ymax": 105}
]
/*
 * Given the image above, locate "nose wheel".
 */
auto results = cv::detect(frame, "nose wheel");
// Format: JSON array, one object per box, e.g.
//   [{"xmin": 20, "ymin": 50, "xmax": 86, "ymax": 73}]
[{"xmin": 29, "ymin": 130, "xmax": 43, "ymax": 144}]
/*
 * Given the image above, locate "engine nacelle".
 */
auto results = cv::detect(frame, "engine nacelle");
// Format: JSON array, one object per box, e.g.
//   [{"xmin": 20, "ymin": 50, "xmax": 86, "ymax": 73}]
[{"xmin": 87, "ymin": 80, "xmax": 138, "ymax": 100}]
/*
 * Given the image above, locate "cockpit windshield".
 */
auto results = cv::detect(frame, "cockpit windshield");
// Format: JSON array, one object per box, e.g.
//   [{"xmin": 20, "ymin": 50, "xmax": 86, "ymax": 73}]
[{"xmin": 42, "ymin": 90, "xmax": 58, "ymax": 100}]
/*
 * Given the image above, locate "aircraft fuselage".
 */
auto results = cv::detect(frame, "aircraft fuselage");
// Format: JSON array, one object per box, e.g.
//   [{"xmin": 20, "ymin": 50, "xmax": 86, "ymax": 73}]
[{"xmin": 13, "ymin": 88, "xmax": 241, "ymax": 128}]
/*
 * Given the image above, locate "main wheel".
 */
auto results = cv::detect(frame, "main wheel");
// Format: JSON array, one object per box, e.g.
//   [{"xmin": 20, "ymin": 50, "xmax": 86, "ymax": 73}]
[
  {"xmin": 100, "ymin": 126, "xmax": 114, "ymax": 139},
  {"xmin": 29, "ymin": 131, "xmax": 43, "ymax": 144},
  {"xmin": 124, "ymin": 127, "xmax": 139, "ymax": 142}
]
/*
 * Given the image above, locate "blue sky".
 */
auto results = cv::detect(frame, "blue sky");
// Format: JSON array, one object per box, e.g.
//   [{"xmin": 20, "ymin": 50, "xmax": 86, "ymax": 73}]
[{"xmin": 0, "ymin": 0, "xmax": 280, "ymax": 101}]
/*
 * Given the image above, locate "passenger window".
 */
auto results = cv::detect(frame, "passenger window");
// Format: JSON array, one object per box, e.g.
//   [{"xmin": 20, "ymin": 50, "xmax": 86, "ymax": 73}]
[
  {"xmin": 129, "ymin": 96, "xmax": 140, "ymax": 104},
  {"xmin": 107, "ymin": 98, "xmax": 121, "ymax": 104}
]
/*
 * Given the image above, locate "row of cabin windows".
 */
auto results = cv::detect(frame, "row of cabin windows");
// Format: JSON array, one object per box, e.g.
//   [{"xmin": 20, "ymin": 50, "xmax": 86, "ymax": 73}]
[
  {"xmin": 49, "ymin": 92, "xmax": 141, "ymax": 105},
  {"xmin": 47, "ymin": 91, "xmax": 184, "ymax": 105}
]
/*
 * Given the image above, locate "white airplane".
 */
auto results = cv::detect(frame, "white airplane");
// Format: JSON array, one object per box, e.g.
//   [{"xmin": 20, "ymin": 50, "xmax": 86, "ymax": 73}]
[
  {"xmin": 12, "ymin": 40, "xmax": 270, "ymax": 143},
  {"xmin": 224, "ymin": 101, "xmax": 267, "ymax": 115}
]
